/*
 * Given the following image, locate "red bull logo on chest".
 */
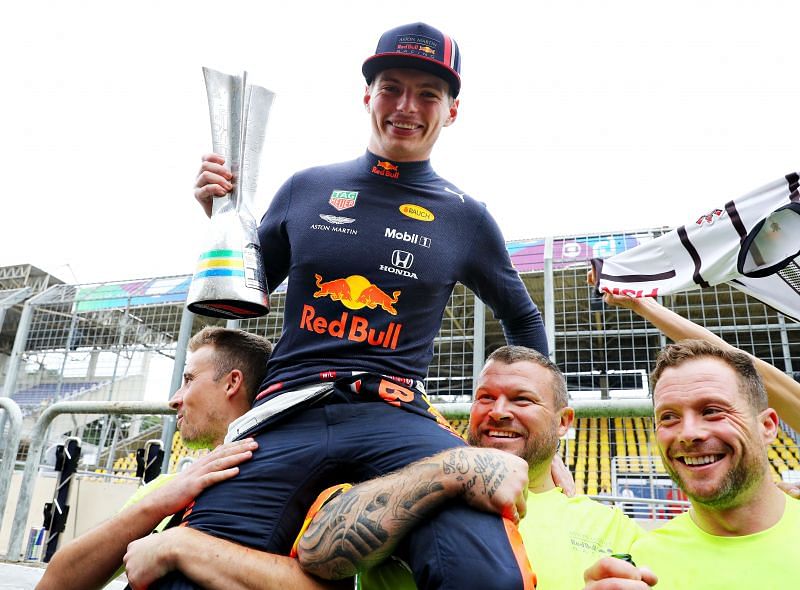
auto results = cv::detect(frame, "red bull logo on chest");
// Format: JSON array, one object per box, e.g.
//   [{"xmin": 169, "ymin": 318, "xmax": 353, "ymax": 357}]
[{"xmin": 303, "ymin": 274, "xmax": 403, "ymax": 349}]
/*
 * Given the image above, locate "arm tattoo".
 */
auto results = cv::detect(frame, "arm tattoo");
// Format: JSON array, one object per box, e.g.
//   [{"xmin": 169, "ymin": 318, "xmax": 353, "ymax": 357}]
[
  {"xmin": 298, "ymin": 465, "xmax": 447, "ymax": 579},
  {"xmin": 473, "ymin": 453, "xmax": 509, "ymax": 499},
  {"xmin": 442, "ymin": 449, "xmax": 509, "ymax": 500}
]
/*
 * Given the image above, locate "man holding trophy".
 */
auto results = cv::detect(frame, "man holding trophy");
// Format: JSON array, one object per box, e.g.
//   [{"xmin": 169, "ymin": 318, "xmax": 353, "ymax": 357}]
[{"xmin": 166, "ymin": 22, "xmax": 547, "ymax": 590}]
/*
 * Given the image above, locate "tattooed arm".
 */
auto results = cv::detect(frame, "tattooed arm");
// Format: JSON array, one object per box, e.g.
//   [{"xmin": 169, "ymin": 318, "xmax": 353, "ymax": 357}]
[{"xmin": 296, "ymin": 446, "xmax": 529, "ymax": 580}]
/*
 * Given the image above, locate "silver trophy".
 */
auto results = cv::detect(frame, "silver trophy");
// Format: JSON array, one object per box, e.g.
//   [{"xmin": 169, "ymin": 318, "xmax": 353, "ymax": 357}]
[{"xmin": 187, "ymin": 68, "xmax": 275, "ymax": 319}]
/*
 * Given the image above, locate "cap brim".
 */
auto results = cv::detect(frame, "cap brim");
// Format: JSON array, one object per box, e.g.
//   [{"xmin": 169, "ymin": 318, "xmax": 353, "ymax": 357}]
[{"xmin": 362, "ymin": 54, "xmax": 461, "ymax": 97}]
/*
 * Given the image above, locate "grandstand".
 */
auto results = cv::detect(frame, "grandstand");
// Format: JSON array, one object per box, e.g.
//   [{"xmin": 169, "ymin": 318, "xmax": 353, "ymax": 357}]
[{"xmin": 1, "ymin": 225, "xmax": 799, "ymax": 555}]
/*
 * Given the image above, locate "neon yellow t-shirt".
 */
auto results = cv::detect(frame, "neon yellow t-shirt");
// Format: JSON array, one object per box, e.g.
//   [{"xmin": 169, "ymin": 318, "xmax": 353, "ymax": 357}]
[
  {"xmin": 120, "ymin": 473, "xmax": 178, "ymax": 533},
  {"xmin": 632, "ymin": 496, "xmax": 800, "ymax": 590},
  {"xmin": 359, "ymin": 488, "xmax": 641, "ymax": 590},
  {"xmin": 518, "ymin": 488, "xmax": 643, "ymax": 589},
  {"xmin": 357, "ymin": 557, "xmax": 417, "ymax": 590}
]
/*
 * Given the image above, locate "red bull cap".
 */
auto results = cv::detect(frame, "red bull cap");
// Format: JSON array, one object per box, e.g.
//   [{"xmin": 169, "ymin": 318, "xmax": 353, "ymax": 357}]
[{"xmin": 362, "ymin": 22, "xmax": 462, "ymax": 97}]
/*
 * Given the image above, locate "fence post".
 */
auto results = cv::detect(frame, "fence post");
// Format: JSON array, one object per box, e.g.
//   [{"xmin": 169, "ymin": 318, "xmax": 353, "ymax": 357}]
[
  {"xmin": 160, "ymin": 307, "xmax": 194, "ymax": 474},
  {"xmin": 543, "ymin": 235, "xmax": 556, "ymax": 361},
  {"xmin": 0, "ymin": 397, "xmax": 23, "ymax": 535},
  {"xmin": 5, "ymin": 400, "xmax": 172, "ymax": 562}
]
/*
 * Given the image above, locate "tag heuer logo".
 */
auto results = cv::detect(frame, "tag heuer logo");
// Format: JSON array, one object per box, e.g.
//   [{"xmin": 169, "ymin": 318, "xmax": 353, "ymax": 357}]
[{"xmin": 329, "ymin": 190, "xmax": 358, "ymax": 211}]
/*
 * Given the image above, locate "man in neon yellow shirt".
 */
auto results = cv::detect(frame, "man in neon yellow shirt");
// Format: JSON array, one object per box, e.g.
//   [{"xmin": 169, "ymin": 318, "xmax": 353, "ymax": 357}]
[
  {"xmin": 583, "ymin": 340, "xmax": 800, "ymax": 589},
  {"xmin": 38, "ymin": 327, "xmax": 341, "ymax": 590},
  {"xmin": 297, "ymin": 346, "xmax": 643, "ymax": 589}
]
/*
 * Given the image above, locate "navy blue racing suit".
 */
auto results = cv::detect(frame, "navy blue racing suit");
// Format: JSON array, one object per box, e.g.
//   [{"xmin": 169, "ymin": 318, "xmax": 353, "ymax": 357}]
[{"xmin": 155, "ymin": 152, "xmax": 546, "ymax": 589}]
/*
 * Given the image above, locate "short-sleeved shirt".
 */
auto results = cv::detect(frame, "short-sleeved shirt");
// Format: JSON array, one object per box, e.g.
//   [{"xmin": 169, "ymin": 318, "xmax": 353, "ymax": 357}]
[
  {"xmin": 359, "ymin": 487, "xmax": 642, "ymax": 590},
  {"xmin": 120, "ymin": 473, "xmax": 178, "ymax": 533},
  {"xmin": 518, "ymin": 488, "xmax": 643, "ymax": 589},
  {"xmin": 631, "ymin": 496, "xmax": 800, "ymax": 589}
]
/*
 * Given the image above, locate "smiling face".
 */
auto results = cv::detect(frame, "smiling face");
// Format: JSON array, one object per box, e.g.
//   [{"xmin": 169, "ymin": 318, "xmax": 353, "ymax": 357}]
[
  {"xmin": 467, "ymin": 359, "xmax": 572, "ymax": 472},
  {"xmin": 364, "ymin": 68, "xmax": 458, "ymax": 162},
  {"xmin": 653, "ymin": 357, "xmax": 776, "ymax": 509}
]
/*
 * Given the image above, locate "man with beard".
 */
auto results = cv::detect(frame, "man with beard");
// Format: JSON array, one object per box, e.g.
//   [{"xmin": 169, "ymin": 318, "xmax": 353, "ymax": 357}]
[
  {"xmin": 583, "ymin": 340, "xmax": 800, "ymax": 589},
  {"xmin": 297, "ymin": 346, "xmax": 642, "ymax": 589}
]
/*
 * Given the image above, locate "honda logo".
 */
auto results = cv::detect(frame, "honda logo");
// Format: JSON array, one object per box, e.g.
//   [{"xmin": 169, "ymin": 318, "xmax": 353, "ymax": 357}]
[{"xmin": 391, "ymin": 250, "xmax": 414, "ymax": 269}]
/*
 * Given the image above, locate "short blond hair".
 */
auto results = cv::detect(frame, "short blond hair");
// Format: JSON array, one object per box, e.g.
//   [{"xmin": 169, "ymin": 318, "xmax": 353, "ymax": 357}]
[{"xmin": 188, "ymin": 327, "xmax": 272, "ymax": 403}]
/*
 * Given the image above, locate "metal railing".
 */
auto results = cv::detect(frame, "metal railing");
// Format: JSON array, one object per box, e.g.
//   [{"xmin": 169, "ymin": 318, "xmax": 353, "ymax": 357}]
[
  {"xmin": 0, "ymin": 397, "xmax": 23, "ymax": 536},
  {"xmin": 5, "ymin": 400, "xmax": 173, "ymax": 562}
]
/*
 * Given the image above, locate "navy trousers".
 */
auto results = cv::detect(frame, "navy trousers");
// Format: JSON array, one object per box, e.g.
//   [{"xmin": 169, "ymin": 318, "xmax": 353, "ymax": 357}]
[{"xmin": 153, "ymin": 397, "xmax": 529, "ymax": 589}]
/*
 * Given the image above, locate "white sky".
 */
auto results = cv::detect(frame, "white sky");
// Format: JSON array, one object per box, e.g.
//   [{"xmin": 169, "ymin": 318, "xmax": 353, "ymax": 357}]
[{"xmin": 4, "ymin": 0, "xmax": 799, "ymax": 285}]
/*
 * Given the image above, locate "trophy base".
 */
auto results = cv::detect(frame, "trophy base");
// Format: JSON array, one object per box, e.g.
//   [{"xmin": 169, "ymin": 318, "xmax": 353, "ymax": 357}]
[{"xmin": 187, "ymin": 299, "xmax": 269, "ymax": 319}]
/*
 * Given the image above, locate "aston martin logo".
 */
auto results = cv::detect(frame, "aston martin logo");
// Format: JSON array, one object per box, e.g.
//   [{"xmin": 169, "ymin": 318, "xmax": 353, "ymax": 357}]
[{"xmin": 319, "ymin": 214, "xmax": 355, "ymax": 225}]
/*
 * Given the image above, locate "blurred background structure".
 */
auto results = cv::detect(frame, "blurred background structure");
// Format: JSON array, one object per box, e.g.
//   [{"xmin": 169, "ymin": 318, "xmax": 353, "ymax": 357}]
[{"xmin": 1, "ymin": 228, "xmax": 798, "ymax": 562}]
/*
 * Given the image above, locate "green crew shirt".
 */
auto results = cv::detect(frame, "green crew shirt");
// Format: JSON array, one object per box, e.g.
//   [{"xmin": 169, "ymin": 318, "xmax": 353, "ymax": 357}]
[
  {"xmin": 359, "ymin": 488, "xmax": 642, "ymax": 590},
  {"xmin": 102, "ymin": 473, "xmax": 179, "ymax": 583},
  {"xmin": 121, "ymin": 473, "xmax": 178, "ymax": 533},
  {"xmin": 518, "ymin": 488, "xmax": 643, "ymax": 589},
  {"xmin": 632, "ymin": 496, "xmax": 800, "ymax": 590}
]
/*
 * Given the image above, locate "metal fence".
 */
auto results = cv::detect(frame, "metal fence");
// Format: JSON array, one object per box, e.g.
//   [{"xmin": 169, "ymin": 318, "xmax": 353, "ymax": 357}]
[
  {"xmin": 1, "ymin": 400, "xmax": 798, "ymax": 561},
  {"xmin": 1, "ymin": 227, "xmax": 799, "ymax": 559},
  {"xmin": 4, "ymin": 401, "xmax": 172, "ymax": 561},
  {"xmin": 1, "ymin": 276, "xmax": 192, "ymax": 467}
]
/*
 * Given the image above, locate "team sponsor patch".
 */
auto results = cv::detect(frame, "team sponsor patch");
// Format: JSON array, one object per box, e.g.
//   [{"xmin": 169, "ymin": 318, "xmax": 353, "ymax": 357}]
[
  {"xmin": 319, "ymin": 214, "xmax": 355, "ymax": 225},
  {"xmin": 329, "ymin": 190, "xmax": 358, "ymax": 211},
  {"xmin": 384, "ymin": 227, "xmax": 431, "ymax": 247},
  {"xmin": 305, "ymin": 273, "xmax": 403, "ymax": 349},
  {"xmin": 399, "ymin": 203, "xmax": 435, "ymax": 222},
  {"xmin": 371, "ymin": 160, "xmax": 400, "ymax": 179},
  {"xmin": 443, "ymin": 186, "xmax": 465, "ymax": 203},
  {"xmin": 379, "ymin": 249, "xmax": 418, "ymax": 279},
  {"xmin": 395, "ymin": 34, "xmax": 439, "ymax": 58},
  {"xmin": 313, "ymin": 273, "xmax": 401, "ymax": 315},
  {"xmin": 312, "ymin": 213, "xmax": 358, "ymax": 235}
]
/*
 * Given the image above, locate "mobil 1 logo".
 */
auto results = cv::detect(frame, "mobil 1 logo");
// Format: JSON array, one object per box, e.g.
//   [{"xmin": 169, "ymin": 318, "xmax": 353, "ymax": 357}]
[{"xmin": 384, "ymin": 227, "xmax": 431, "ymax": 248}]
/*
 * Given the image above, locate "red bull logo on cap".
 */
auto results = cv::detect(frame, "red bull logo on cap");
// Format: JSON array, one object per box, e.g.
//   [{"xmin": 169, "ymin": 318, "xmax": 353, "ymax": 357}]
[
  {"xmin": 303, "ymin": 274, "xmax": 403, "ymax": 349},
  {"xmin": 395, "ymin": 34, "xmax": 439, "ymax": 58},
  {"xmin": 372, "ymin": 160, "xmax": 400, "ymax": 179}
]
